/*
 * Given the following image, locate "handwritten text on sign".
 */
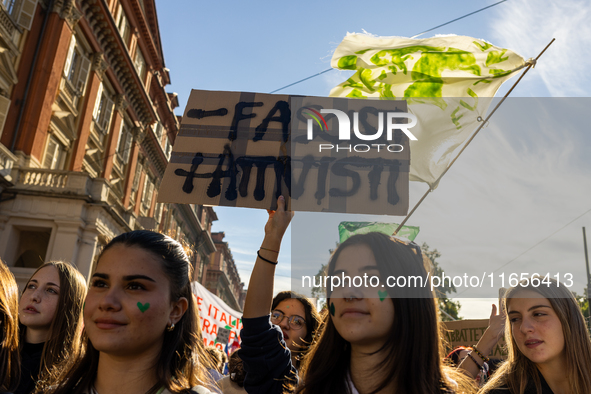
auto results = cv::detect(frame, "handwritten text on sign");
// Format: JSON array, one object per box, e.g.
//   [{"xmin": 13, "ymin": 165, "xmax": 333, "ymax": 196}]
[
  {"xmin": 441, "ymin": 319, "xmax": 507, "ymax": 360},
  {"xmin": 158, "ymin": 90, "xmax": 410, "ymax": 214}
]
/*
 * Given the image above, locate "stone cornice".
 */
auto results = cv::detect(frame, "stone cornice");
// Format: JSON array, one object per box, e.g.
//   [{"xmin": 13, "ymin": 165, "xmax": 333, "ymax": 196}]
[{"xmin": 128, "ymin": 0, "xmax": 161, "ymax": 71}]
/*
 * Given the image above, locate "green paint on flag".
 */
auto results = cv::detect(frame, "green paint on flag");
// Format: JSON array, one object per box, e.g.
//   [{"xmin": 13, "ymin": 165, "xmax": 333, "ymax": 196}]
[
  {"xmin": 474, "ymin": 41, "xmax": 493, "ymax": 51},
  {"xmin": 451, "ymin": 107, "xmax": 463, "ymax": 129},
  {"xmin": 338, "ymin": 55, "xmax": 358, "ymax": 70},
  {"xmin": 486, "ymin": 50, "xmax": 509, "ymax": 66},
  {"xmin": 346, "ymin": 89, "xmax": 367, "ymax": 98}
]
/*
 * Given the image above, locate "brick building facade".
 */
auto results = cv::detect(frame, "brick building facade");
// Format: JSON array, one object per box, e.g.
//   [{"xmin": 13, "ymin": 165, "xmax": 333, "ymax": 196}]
[{"xmin": 0, "ymin": 0, "xmax": 219, "ymax": 287}]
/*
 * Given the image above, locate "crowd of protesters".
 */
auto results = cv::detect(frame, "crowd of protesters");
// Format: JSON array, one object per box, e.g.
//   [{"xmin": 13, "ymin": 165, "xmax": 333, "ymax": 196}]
[{"xmin": 1, "ymin": 196, "xmax": 591, "ymax": 394}]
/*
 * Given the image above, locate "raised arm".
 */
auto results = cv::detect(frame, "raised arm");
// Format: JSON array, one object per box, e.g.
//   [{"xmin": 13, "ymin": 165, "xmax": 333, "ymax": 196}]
[
  {"xmin": 242, "ymin": 195, "xmax": 293, "ymax": 319},
  {"xmin": 458, "ymin": 304, "xmax": 505, "ymax": 379}
]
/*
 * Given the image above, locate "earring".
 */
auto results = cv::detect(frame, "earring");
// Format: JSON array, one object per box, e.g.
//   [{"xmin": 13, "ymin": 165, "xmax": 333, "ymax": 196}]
[{"xmin": 167, "ymin": 323, "xmax": 175, "ymax": 332}]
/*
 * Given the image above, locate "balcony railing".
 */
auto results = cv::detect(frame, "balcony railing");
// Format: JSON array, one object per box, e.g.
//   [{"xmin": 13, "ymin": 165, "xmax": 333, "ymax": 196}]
[
  {"xmin": 13, "ymin": 168, "xmax": 113, "ymax": 202},
  {"xmin": 0, "ymin": 3, "xmax": 18, "ymax": 40}
]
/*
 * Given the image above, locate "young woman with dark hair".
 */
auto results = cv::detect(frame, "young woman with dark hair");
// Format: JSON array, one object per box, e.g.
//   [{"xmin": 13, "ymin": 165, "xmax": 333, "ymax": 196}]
[
  {"xmin": 0, "ymin": 259, "xmax": 20, "ymax": 393},
  {"xmin": 16, "ymin": 261, "xmax": 86, "ymax": 394},
  {"xmin": 36, "ymin": 230, "xmax": 214, "ymax": 394},
  {"xmin": 240, "ymin": 196, "xmax": 473, "ymax": 394},
  {"xmin": 479, "ymin": 277, "xmax": 591, "ymax": 394},
  {"xmin": 239, "ymin": 196, "xmax": 324, "ymax": 393},
  {"xmin": 270, "ymin": 290, "xmax": 321, "ymax": 368}
]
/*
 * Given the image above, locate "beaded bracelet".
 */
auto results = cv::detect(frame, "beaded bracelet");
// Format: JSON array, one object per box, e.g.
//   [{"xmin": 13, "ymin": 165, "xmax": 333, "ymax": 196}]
[
  {"xmin": 472, "ymin": 346, "xmax": 490, "ymax": 362},
  {"xmin": 257, "ymin": 250, "xmax": 278, "ymax": 265}
]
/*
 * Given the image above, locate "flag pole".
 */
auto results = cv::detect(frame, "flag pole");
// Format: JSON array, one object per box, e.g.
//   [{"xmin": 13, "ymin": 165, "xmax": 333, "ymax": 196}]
[{"xmin": 393, "ymin": 38, "xmax": 555, "ymax": 235}]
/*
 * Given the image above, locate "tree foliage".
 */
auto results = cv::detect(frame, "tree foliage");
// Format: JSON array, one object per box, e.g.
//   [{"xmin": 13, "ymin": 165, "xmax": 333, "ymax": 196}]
[
  {"xmin": 421, "ymin": 242, "xmax": 462, "ymax": 321},
  {"xmin": 572, "ymin": 287, "xmax": 590, "ymax": 329}
]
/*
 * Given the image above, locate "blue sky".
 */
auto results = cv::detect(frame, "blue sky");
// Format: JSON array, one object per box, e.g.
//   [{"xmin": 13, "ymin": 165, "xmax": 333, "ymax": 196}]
[{"xmin": 155, "ymin": 0, "xmax": 591, "ymax": 318}]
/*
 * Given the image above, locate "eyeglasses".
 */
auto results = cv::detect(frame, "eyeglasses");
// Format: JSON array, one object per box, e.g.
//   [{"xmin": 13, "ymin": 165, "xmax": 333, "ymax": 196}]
[{"xmin": 270, "ymin": 310, "xmax": 306, "ymax": 330}]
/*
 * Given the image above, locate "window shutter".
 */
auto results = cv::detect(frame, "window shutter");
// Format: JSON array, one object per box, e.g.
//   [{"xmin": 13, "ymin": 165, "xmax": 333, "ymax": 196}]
[
  {"xmin": 154, "ymin": 121, "xmax": 163, "ymax": 142},
  {"xmin": 63, "ymin": 36, "xmax": 77, "ymax": 77},
  {"xmin": 165, "ymin": 138, "xmax": 172, "ymax": 160},
  {"xmin": 101, "ymin": 96, "xmax": 114, "ymax": 132},
  {"xmin": 116, "ymin": 122, "xmax": 125, "ymax": 152},
  {"xmin": 0, "ymin": 95, "xmax": 11, "ymax": 138},
  {"xmin": 17, "ymin": 0, "xmax": 38, "ymax": 30},
  {"xmin": 122, "ymin": 131, "xmax": 132, "ymax": 163},
  {"xmin": 93, "ymin": 82, "xmax": 103, "ymax": 120},
  {"xmin": 132, "ymin": 162, "xmax": 142, "ymax": 190},
  {"xmin": 43, "ymin": 137, "xmax": 57, "ymax": 168},
  {"xmin": 76, "ymin": 54, "xmax": 91, "ymax": 95}
]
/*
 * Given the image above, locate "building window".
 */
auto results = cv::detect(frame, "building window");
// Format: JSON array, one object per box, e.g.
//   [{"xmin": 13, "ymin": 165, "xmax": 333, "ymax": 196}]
[
  {"xmin": 0, "ymin": 95, "xmax": 11, "ymax": 139},
  {"xmin": 154, "ymin": 202, "xmax": 163, "ymax": 225},
  {"xmin": 153, "ymin": 121, "xmax": 163, "ymax": 146},
  {"xmin": 115, "ymin": 3, "xmax": 131, "ymax": 47},
  {"xmin": 1, "ymin": 0, "xmax": 16, "ymax": 14},
  {"xmin": 141, "ymin": 175, "xmax": 154, "ymax": 213},
  {"xmin": 43, "ymin": 135, "xmax": 65, "ymax": 170},
  {"xmin": 165, "ymin": 136, "xmax": 172, "ymax": 161},
  {"xmin": 2, "ymin": 0, "xmax": 38, "ymax": 30},
  {"xmin": 62, "ymin": 35, "xmax": 91, "ymax": 106},
  {"xmin": 130, "ymin": 159, "xmax": 142, "ymax": 207},
  {"xmin": 116, "ymin": 121, "xmax": 132, "ymax": 165},
  {"xmin": 134, "ymin": 48, "xmax": 146, "ymax": 82},
  {"xmin": 92, "ymin": 83, "xmax": 114, "ymax": 136}
]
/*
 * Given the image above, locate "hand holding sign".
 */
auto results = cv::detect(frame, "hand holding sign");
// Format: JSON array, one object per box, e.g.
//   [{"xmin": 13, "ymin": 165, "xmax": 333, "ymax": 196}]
[{"xmin": 264, "ymin": 195, "xmax": 293, "ymax": 249}]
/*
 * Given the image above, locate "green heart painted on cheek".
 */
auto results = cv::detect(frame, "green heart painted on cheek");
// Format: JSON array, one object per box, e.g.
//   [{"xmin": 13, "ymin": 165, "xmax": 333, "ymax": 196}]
[
  {"xmin": 329, "ymin": 302, "xmax": 335, "ymax": 317},
  {"xmin": 137, "ymin": 302, "xmax": 150, "ymax": 313},
  {"xmin": 378, "ymin": 290, "xmax": 388, "ymax": 301}
]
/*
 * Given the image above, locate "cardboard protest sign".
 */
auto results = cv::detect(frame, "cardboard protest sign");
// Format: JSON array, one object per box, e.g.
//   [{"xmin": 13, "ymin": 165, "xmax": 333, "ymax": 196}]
[
  {"xmin": 192, "ymin": 281, "xmax": 242, "ymax": 350},
  {"xmin": 290, "ymin": 96, "xmax": 409, "ymax": 215},
  {"xmin": 158, "ymin": 89, "xmax": 410, "ymax": 215},
  {"xmin": 441, "ymin": 319, "xmax": 507, "ymax": 360}
]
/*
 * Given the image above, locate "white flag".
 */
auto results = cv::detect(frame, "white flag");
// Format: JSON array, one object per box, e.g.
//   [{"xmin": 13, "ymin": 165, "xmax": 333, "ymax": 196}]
[{"xmin": 330, "ymin": 34, "xmax": 526, "ymax": 188}]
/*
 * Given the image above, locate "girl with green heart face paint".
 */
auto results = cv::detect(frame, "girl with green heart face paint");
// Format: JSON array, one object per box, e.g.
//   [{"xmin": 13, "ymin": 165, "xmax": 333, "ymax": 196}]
[
  {"xmin": 35, "ymin": 231, "xmax": 216, "ymax": 394},
  {"xmin": 240, "ymin": 197, "xmax": 475, "ymax": 394}
]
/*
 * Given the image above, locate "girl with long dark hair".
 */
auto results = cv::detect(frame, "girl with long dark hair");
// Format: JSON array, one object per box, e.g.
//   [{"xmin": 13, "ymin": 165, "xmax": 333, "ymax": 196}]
[
  {"xmin": 240, "ymin": 196, "xmax": 473, "ymax": 394},
  {"xmin": 479, "ymin": 277, "xmax": 591, "ymax": 394},
  {"xmin": 16, "ymin": 261, "xmax": 86, "ymax": 394},
  {"xmin": 35, "ymin": 230, "xmax": 214, "ymax": 394}
]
